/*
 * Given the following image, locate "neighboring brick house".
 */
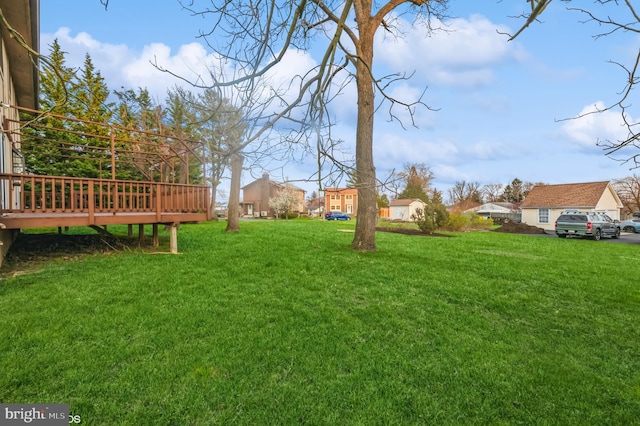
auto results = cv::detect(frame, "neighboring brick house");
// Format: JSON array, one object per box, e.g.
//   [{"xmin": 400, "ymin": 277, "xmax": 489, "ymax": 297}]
[
  {"xmin": 241, "ymin": 173, "xmax": 306, "ymax": 217},
  {"xmin": 325, "ymin": 187, "xmax": 358, "ymax": 216},
  {"xmin": 389, "ymin": 198, "xmax": 426, "ymax": 222},
  {"xmin": 520, "ymin": 181, "xmax": 623, "ymax": 231}
]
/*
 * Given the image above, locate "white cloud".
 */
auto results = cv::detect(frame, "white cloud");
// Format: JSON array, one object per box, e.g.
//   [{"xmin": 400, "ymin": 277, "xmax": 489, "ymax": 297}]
[
  {"xmin": 560, "ymin": 101, "xmax": 630, "ymax": 148},
  {"xmin": 373, "ymin": 132, "xmax": 459, "ymax": 170},
  {"xmin": 376, "ymin": 14, "xmax": 526, "ymax": 87},
  {"xmin": 42, "ymin": 28, "xmax": 225, "ymax": 100},
  {"xmin": 122, "ymin": 42, "xmax": 224, "ymax": 98}
]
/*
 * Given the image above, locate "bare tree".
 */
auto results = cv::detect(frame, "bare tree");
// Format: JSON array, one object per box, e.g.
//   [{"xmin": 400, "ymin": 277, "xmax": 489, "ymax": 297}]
[
  {"xmin": 613, "ymin": 175, "xmax": 640, "ymax": 216},
  {"xmin": 168, "ymin": 0, "xmax": 449, "ymax": 252},
  {"xmin": 448, "ymin": 181, "xmax": 482, "ymax": 205},
  {"xmin": 481, "ymin": 183, "xmax": 504, "ymax": 203}
]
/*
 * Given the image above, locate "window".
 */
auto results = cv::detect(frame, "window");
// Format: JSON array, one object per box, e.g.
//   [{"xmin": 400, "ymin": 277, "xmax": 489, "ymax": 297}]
[
  {"xmin": 330, "ymin": 195, "xmax": 338, "ymax": 200},
  {"xmin": 538, "ymin": 208, "xmax": 549, "ymax": 224},
  {"xmin": 346, "ymin": 195, "xmax": 353, "ymax": 200}
]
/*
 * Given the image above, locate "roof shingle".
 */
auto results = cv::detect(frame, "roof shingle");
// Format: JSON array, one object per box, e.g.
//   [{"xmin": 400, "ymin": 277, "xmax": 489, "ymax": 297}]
[{"xmin": 520, "ymin": 181, "xmax": 610, "ymax": 208}]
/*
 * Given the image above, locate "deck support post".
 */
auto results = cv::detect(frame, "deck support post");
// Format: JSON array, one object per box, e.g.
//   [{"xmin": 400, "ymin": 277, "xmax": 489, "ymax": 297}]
[
  {"xmin": 138, "ymin": 224, "xmax": 144, "ymax": 244},
  {"xmin": 153, "ymin": 224, "xmax": 158, "ymax": 247},
  {"xmin": 128, "ymin": 224, "xmax": 133, "ymax": 237},
  {"xmin": 170, "ymin": 223, "xmax": 178, "ymax": 254}
]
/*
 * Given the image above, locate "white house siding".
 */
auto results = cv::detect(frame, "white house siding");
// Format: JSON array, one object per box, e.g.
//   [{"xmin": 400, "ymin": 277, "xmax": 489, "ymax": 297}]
[
  {"xmin": 595, "ymin": 189, "xmax": 621, "ymax": 221},
  {"xmin": 0, "ymin": 37, "xmax": 21, "ymax": 263},
  {"xmin": 522, "ymin": 208, "xmax": 565, "ymax": 231}
]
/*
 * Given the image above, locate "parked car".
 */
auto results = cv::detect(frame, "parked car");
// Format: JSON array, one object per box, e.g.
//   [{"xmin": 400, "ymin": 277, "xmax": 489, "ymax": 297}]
[
  {"xmin": 619, "ymin": 218, "xmax": 640, "ymax": 233},
  {"xmin": 325, "ymin": 211, "xmax": 351, "ymax": 221},
  {"xmin": 555, "ymin": 210, "xmax": 620, "ymax": 240}
]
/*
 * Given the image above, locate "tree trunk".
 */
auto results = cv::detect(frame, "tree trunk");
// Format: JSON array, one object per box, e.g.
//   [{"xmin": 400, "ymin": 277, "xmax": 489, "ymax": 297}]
[
  {"xmin": 209, "ymin": 181, "xmax": 219, "ymax": 222},
  {"xmin": 226, "ymin": 153, "xmax": 243, "ymax": 232},
  {"xmin": 351, "ymin": 20, "xmax": 377, "ymax": 252}
]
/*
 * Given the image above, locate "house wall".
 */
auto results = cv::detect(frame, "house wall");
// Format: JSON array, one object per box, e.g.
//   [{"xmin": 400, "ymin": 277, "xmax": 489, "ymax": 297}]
[
  {"xmin": 595, "ymin": 190, "xmax": 622, "ymax": 220},
  {"xmin": 0, "ymin": 37, "xmax": 22, "ymax": 264},
  {"xmin": 325, "ymin": 188, "xmax": 358, "ymax": 216},
  {"xmin": 242, "ymin": 174, "xmax": 306, "ymax": 217},
  {"xmin": 522, "ymin": 208, "xmax": 565, "ymax": 231},
  {"xmin": 291, "ymin": 189, "xmax": 306, "ymax": 213},
  {"xmin": 242, "ymin": 174, "xmax": 271, "ymax": 217}
]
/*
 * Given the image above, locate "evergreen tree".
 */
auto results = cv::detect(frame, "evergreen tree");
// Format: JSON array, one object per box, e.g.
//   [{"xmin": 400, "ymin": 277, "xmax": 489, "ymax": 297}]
[
  {"xmin": 396, "ymin": 163, "xmax": 434, "ymax": 203},
  {"xmin": 23, "ymin": 40, "xmax": 77, "ymax": 176},
  {"xmin": 68, "ymin": 54, "xmax": 115, "ymax": 178},
  {"xmin": 377, "ymin": 193, "xmax": 389, "ymax": 208}
]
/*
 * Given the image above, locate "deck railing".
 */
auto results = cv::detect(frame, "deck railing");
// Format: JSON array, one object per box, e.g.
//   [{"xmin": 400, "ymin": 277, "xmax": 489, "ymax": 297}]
[{"xmin": 0, "ymin": 173, "xmax": 211, "ymax": 222}]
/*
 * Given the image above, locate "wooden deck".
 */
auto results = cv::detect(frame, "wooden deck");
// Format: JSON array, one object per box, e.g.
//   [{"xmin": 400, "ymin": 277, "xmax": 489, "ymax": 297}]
[
  {"xmin": 0, "ymin": 105, "xmax": 213, "ymax": 253},
  {"xmin": 0, "ymin": 173, "xmax": 211, "ymax": 251}
]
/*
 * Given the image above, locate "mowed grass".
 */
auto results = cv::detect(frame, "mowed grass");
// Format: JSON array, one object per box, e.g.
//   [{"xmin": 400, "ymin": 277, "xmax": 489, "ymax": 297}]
[{"xmin": 1, "ymin": 220, "xmax": 639, "ymax": 425}]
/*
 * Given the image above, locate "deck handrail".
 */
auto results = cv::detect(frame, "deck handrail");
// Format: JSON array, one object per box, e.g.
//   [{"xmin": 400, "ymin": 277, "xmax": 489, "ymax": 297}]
[{"xmin": 0, "ymin": 173, "xmax": 211, "ymax": 223}]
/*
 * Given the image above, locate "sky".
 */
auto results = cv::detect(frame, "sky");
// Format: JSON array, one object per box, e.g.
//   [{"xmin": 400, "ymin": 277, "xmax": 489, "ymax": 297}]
[{"xmin": 38, "ymin": 1, "xmax": 640, "ymax": 202}]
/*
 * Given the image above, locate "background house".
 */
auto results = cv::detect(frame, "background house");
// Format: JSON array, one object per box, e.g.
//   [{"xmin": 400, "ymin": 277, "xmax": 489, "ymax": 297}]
[
  {"xmin": 465, "ymin": 202, "xmax": 521, "ymax": 222},
  {"xmin": 306, "ymin": 195, "xmax": 325, "ymax": 217},
  {"xmin": 389, "ymin": 199, "xmax": 426, "ymax": 222},
  {"xmin": 241, "ymin": 173, "xmax": 306, "ymax": 217},
  {"xmin": 0, "ymin": 0, "xmax": 39, "ymax": 264},
  {"xmin": 325, "ymin": 187, "xmax": 358, "ymax": 216},
  {"xmin": 520, "ymin": 181, "xmax": 623, "ymax": 231}
]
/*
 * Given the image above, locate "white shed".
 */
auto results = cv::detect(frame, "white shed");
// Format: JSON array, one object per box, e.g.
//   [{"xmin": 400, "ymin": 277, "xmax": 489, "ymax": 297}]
[{"xmin": 389, "ymin": 199, "xmax": 427, "ymax": 222}]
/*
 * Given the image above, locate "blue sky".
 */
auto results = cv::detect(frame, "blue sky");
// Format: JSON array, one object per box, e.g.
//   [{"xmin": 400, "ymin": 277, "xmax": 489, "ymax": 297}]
[{"xmin": 39, "ymin": 1, "xmax": 639, "ymax": 201}]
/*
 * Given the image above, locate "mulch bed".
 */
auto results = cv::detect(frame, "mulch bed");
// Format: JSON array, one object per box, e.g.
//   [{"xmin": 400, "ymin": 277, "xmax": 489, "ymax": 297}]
[
  {"xmin": 377, "ymin": 221, "xmax": 547, "ymax": 236},
  {"xmin": 376, "ymin": 227, "xmax": 452, "ymax": 237},
  {"xmin": 491, "ymin": 222, "xmax": 547, "ymax": 234}
]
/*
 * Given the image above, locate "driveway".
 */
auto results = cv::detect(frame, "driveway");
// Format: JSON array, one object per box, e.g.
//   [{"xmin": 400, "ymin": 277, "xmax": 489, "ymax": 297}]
[{"xmin": 538, "ymin": 230, "xmax": 640, "ymax": 244}]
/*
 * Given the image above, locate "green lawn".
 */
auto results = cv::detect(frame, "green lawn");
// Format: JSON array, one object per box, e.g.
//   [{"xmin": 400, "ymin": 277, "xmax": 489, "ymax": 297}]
[{"xmin": 1, "ymin": 220, "xmax": 639, "ymax": 425}]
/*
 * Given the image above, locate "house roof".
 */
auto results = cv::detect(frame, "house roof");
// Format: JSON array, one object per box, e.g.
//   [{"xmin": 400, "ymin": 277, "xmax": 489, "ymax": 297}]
[
  {"xmin": 241, "ymin": 175, "xmax": 305, "ymax": 193},
  {"xmin": 390, "ymin": 198, "xmax": 424, "ymax": 206},
  {"xmin": 467, "ymin": 202, "xmax": 519, "ymax": 213},
  {"xmin": 1, "ymin": 0, "xmax": 39, "ymax": 109},
  {"xmin": 520, "ymin": 181, "xmax": 616, "ymax": 208}
]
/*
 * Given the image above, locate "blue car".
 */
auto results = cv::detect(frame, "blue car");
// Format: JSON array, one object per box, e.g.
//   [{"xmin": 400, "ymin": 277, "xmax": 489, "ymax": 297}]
[
  {"xmin": 325, "ymin": 211, "xmax": 351, "ymax": 221},
  {"xmin": 619, "ymin": 219, "xmax": 640, "ymax": 233}
]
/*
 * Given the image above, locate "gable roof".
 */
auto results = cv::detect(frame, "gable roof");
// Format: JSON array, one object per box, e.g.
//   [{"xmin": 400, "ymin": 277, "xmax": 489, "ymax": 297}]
[
  {"xmin": 390, "ymin": 198, "xmax": 425, "ymax": 207},
  {"xmin": 520, "ymin": 181, "xmax": 616, "ymax": 208},
  {"xmin": 241, "ymin": 175, "xmax": 305, "ymax": 193}
]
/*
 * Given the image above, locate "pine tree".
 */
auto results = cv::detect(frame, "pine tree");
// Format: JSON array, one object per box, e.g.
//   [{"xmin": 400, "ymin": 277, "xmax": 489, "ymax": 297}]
[
  {"xmin": 69, "ymin": 54, "xmax": 115, "ymax": 178},
  {"xmin": 23, "ymin": 39, "xmax": 77, "ymax": 176}
]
